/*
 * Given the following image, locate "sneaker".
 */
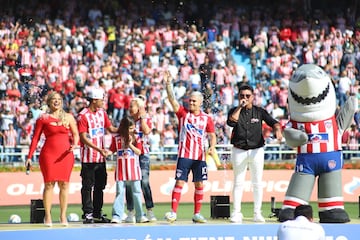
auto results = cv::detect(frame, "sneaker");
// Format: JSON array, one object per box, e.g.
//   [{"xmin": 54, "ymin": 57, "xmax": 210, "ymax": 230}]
[
  {"xmin": 93, "ymin": 214, "xmax": 111, "ymax": 223},
  {"xmin": 192, "ymin": 213, "xmax": 207, "ymax": 223},
  {"xmin": 124, "ymin": 211, "xmax": 135, "ymax": 223},
  {"xmin": 230, "ymin": 212, "xmax": 243, "ymax": 223},
  {"xmin": 136, "ymin": 215, "xmax": 150, "ymax": 223},
  {"xmin": 253, "ymin": 213, "xmax": 265, "ymax": 223},
  {"xmin": 164, "ymin": 211, "xmax": 177, "ymax": 223},
  {"xmin": 111, "ymin": 218, "xmax": 121, "ymax": 224},
  {"xmin": 122, "ymin": 212, "xmax": 128, "ymax": 221},
  {"xmin": 147, "ymin": 209, "xmax": 157, "ymax": 222},
  {"xmin": 83, "ymin": 213, "xmax": 94, "ymax": 224}
]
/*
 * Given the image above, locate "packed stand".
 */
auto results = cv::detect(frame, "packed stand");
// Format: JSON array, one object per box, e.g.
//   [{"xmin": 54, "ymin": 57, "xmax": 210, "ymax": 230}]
[{"xmin": 0, "ymin": 0, "xmax": 360, "ymax": 162}]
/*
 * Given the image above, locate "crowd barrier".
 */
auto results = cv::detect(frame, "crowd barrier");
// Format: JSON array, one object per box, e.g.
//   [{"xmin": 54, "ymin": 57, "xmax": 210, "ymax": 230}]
[{"xmin": 1, "ymin": 144, "xmax": 360, "ymax": 165}]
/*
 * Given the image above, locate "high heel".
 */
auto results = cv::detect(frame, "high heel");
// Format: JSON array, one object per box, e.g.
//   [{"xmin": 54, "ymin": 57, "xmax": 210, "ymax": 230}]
[
  {"xmin": 60, "ymin": 219, "xmax": 69, "ymax": 227},
  {"xmin": 44, "ymin": 218, "xmax": 52, "ymax": 227},
  {"xmin": 60, "ymin": 217, "xmax": 68, "ymax": 227}
]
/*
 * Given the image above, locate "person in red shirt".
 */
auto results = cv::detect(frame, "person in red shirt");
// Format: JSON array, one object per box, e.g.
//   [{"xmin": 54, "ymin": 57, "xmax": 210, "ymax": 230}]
[
  {"xmin": 18, "ymin": 64, "xmax": 33, "ymax": 82},
  {"xmin": 63, "ymin": 74, "xmax": 77, "ymax": 103},
  {"xmin": 110, "ymin": 87, "xmax": 126, "ymax": 126},
  {"xmin": 6, "ymin": 82, "xmax": 21, "ymax": 100}
]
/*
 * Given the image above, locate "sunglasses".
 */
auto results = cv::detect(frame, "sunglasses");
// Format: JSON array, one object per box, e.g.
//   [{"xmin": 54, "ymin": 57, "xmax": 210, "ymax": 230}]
[{"xmin": 239, "ymin": 94, "xmax": 252, "ymax": 98}]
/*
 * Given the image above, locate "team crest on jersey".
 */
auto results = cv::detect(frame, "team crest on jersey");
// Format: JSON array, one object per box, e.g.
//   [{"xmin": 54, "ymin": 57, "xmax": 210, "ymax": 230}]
[
  {"xmin": 91, "ymin": 127, "xmax": 104, "ymax": 137},
  {"xmin": 328, "ymin": 160, "xmax": 337, "ymax": 169},
  {"xmin": 118, "ymin": 149, "xmax": 134, "ymax": 157},
  {"xmin": 186, "ymin": 123, "xmax": 203, "ymax": 136},
  {"xmin": 308, "ymin": 133, "xmax": 328, "ymax": 143},
  {"xmin": 325, "ymin": 121, "xmax": 332, "ymax": 128}
]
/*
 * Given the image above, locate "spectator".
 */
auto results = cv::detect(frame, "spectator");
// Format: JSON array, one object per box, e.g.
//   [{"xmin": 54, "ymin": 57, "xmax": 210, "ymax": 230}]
[
  {"xmin": 148, "ymin": 128, "xmax": 163, "ymax": 161},
  {"xmin": 162, "ymin": 123, "xmax": 177, "ymax": 161},
  {"xmin": 342, "ymin": 124, "xmax": 360, "ymax": 159},
  {"xmin": 3, "ymin": 123, "xmax": 18, "ymax": 162}
]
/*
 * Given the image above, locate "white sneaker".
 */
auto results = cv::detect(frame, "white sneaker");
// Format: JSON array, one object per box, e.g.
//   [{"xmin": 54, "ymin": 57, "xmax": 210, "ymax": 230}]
[
  {"xmin": 122, "ymin": 212, "xmax": 128, "ymax": 221},
  {"xmin": 124, "ymin": 211, "xmax": 135, "ymax": 223},
  {"xmin": 164, "ymin": 211, "xmax": 177, "ymax": 223},
  {"xmin": 230, "ymin": 212, "xmax": 243, "ymax": 223},
  {"xmin": 147, "ymin": 209, "xmax": 157, "ymax": 222},
  {"xmin": 192, "ymin": 213, "xmax": 207, "ymax": 223},
  {"xmin": 253, "ymin": 213, "xmax": 265, "ymax": 222},
  {"xmin": 111, "ymin": 218, "xmax": 121, "ymax": 224},
  {"xmin": 136, "ymin": 215, "xmax": 150, "ymax": 223}
]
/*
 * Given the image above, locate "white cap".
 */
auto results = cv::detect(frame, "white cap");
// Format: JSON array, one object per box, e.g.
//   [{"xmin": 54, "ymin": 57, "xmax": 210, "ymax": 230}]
[{"xmin": 88, "ymin": 88, "xmax": 104, "ymax": 99}]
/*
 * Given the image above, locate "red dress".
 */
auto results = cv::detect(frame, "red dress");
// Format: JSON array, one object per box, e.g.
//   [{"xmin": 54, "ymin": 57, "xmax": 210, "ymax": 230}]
[{"xmin": 28, "ymin": 114, "xmax": 74, "ymax": 182}]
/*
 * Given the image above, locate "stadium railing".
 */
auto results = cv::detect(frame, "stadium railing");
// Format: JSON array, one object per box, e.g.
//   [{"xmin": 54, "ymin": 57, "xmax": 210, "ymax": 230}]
[{"xmin": 1, "ymin": 144, "xmax": 360, "ymax": 166}]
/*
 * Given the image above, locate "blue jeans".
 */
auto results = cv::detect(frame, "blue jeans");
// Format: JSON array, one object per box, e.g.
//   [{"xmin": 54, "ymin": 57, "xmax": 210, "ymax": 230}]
[
  {"xmin": 4, "ymin": 147, "xmax": 16, "ymax": 162},
  {"xmin": 112, "ymin": 180, "xmax": 144, "ymax": 222},
  {"xmin": 112, "ymin": 108, "xmax": 124, "ymax": 126},
  {"xmin": 126, "ymin": 154, "xmax": 154, "ymax": 210}
]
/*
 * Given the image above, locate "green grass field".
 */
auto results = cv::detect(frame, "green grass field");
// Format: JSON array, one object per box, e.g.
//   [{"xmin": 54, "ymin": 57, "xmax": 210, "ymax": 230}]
[{"xmin": 1, "ymin": 202, "xmax": 359, "ymax": 224}]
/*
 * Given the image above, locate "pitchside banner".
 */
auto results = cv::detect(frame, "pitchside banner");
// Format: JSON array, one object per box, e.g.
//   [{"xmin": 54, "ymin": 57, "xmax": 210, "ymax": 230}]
[
  {"xmin": 0, "ymin": 169, "xmax": 359, "ymax": 205},
  {"xmin": 1, "ymin": 223, "xmax": 360, "ymax": 240}
]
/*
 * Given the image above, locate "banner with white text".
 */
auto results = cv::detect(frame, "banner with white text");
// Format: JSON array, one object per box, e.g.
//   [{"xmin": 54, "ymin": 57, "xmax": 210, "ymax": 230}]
[{"xmin": 0, "ymin": 169, "xmax": 359, "ymax": 205}]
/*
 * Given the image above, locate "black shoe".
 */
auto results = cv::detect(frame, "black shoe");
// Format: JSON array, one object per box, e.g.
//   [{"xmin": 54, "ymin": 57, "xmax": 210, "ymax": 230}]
[
  {"xmin": 93, "ymin": 215, "xmax": 111, "ymax": 223},
  {"xmin": 83, "ymin": 213, "xmax": 94, "ymax": 224}
]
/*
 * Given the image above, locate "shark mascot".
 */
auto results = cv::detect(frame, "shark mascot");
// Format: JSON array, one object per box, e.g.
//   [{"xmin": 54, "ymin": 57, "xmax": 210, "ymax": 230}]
[{"xmin": 278, "ymin": 64, "xmax": 355, "ymax": 223}]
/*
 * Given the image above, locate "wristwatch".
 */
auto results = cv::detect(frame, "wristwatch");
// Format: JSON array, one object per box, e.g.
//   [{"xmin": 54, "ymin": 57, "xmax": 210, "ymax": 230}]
[{"xmin": 140, "ymin": 115, "xmax": 146, "ymax": 120}]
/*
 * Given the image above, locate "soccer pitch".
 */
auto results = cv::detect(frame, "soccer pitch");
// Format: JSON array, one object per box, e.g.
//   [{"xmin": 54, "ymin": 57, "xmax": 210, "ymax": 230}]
[{"xmin": 1, "ymin": 202, "xmax": 359, "ymax": 224}]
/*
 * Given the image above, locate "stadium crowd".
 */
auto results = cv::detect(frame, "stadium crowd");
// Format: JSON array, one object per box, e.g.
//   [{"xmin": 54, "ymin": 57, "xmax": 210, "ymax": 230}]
[{"xmin": 1, "ymin": 0, "xmax": 360, "ymax": 162}]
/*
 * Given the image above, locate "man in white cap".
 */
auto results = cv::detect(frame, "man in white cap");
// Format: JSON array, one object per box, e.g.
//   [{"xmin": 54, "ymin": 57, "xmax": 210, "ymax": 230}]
[{"xmin": 77, "ymin": 88, "xmax": 117, "ymax": 224}]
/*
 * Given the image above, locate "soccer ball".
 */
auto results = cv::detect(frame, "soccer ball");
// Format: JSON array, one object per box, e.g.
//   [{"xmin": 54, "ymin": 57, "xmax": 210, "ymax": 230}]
[
  {"xmin": 67, "ymin": 213, "xmax": 80, "ymax": 222},
  {"xmin": 8, "ymin": 214, "xmax": 21, "ymax": 224}
]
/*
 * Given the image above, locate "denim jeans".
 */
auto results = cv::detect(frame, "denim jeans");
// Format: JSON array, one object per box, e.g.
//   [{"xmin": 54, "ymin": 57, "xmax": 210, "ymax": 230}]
[
  {"xmin": 126, "ymin": 154, "xmax": 154, "ymax": 210},
  {"xmin": 112, "ymin": 180, "xmax": 144, "ymax": 221}
]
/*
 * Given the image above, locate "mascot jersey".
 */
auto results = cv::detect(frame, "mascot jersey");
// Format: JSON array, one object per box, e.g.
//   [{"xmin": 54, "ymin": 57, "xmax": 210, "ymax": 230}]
[{"xmin": 289, "ymin": 116, "xmax": 341, "ymax": 153}]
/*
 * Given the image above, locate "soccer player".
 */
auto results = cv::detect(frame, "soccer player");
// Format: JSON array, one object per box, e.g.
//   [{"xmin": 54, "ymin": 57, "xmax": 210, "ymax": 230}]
[{"xmin": 163, "ymin": 71, "xmax": 217, "ymax": 223}]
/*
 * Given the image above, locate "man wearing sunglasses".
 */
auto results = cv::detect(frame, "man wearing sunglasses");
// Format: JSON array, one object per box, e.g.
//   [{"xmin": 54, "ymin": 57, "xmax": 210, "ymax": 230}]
[{"xmin": 226, "ymin": 84, "xmax": 283, "ymax": 223}]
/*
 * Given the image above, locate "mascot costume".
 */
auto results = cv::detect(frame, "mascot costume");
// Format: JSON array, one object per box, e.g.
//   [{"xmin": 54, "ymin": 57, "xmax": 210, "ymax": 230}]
[{"xmin": 278, "ymin": 64, "xmax": 355, "ymax": 223}]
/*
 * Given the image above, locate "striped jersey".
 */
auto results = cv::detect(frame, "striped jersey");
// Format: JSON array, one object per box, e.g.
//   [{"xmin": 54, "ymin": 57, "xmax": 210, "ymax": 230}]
[
  {"xmin": 134, "ymin": 116, "xmax": 152, "ymax": 154},
  {"xmin": 110, "ymin": 135, "xmax": 142, "ymax": 181},
  {"xmin": 77, "ymin": 107, "xmax": 112, "ymax": 163},
  {"xmin": 176, "ymin": 106, "xmax": 215, "ymax": 161},
  {"xmin": 289, "ymin": 115, "xmax": 341, "ymax": 153}
]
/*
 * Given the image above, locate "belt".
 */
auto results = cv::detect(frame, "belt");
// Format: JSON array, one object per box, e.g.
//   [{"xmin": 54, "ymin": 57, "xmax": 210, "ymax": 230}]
[
  {"xmin": 233, "ymin": 145, "xmax": 261, "ymax": 150},
  {"xmin": 233, "ymin": 145, "xmax": 250, "ymax": 150}
]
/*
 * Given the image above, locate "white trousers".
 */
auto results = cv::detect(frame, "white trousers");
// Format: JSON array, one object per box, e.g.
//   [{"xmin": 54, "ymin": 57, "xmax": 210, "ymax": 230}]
[{"xmin": 231, "ymin": 147, "xmax": 264, "ymax": 214}]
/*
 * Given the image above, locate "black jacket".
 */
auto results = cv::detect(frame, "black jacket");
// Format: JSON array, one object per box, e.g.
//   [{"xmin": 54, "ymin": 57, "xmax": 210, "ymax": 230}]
[{"xmin": 227, "ymin": 105, "xmax": 279, "ymax": 149}]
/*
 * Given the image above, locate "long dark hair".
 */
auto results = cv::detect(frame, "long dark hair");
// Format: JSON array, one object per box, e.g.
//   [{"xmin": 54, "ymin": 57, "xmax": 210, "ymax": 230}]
[{"xmin": 117, "ymin": 116, "xmax": 135, "ymax": 147}]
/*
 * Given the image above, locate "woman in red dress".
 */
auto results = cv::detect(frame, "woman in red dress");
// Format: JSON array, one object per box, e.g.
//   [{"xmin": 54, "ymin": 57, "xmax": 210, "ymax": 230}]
[{"xmin": 26, "ymin": 92, "xmax": 79, "ymax": 227}]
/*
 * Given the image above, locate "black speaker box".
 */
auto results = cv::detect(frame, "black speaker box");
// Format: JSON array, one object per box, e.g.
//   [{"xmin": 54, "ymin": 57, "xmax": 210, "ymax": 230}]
[
  {"xmin": 30, "ymin": 199, "xmax": 45, "ymax": 223},
  {"xmin": 210, "ymin": 195, "xmax": 230, "ymax": 218}
]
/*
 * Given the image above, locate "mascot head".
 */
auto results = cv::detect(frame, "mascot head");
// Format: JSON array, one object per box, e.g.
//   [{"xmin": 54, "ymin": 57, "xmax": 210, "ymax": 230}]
[{"xmin": 288, "ymin": 64, "xmax": 336, "ymax": 122}]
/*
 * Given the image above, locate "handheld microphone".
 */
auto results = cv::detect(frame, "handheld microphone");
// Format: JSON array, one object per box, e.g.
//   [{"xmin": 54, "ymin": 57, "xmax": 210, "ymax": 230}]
[
  {"xmin": 241, "ymin": 101, "xmax": 246, "ymax": 107},
  {"xmin": 26, "ymin": 163, "xmax": 30, "ymax": 175}
]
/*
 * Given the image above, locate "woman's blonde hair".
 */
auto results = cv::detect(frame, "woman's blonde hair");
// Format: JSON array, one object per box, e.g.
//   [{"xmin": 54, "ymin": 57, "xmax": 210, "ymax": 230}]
[{"xmin": 46, "ymin": 92, "xmax": 68, "ymax": 126}]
